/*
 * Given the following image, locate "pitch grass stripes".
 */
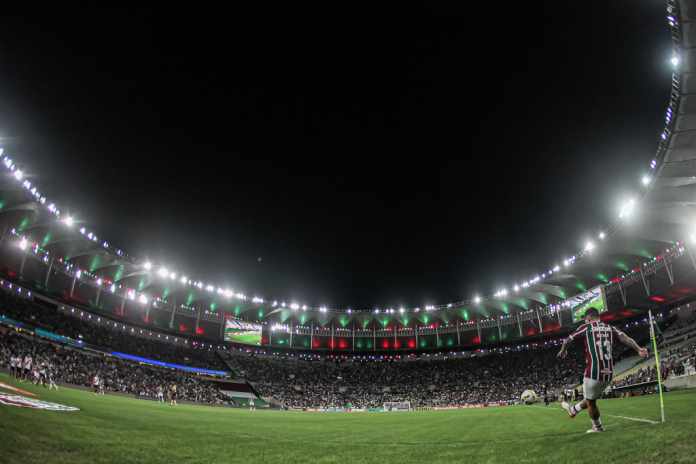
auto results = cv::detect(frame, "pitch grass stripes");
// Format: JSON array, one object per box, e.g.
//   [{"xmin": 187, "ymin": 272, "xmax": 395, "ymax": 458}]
[{"xmin": 531, "ymin": 405, "xmax": 659, "ymax": 425}]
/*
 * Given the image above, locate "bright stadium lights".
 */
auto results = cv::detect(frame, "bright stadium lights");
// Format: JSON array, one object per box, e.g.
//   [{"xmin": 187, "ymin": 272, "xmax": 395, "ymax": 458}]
[
  {"xmin": 619, "ymin": 198, "xmax": 637, "ymax": 220},
  {"xmin": 272, "ymin": 300, "xmax": 278, "ymax": 307},
  {"xmin": 96, "ymin": 278, "xmax": 103, "ymax": 286},
  {"xmin": 642, "ymin": 175, "xmax": 652, "ymax": 186},
  {"xmin": 474, "ymin": 296, "xmax": 481, "ymax": 304},
  {"xmin": 319, "ymin": 306, "xmax": 327, "ymax": 313},
  {"xmin": 671, "ymin": 54, "xmax": 680, "ymax": 67},
  {"xmin": 374, "ymin": 308, "xmax": 380, "ymax": 314},
  {"xmin": 302, "ymin": 305, "xmax": 307, "ymax": 311},
  {"xmin": 346, "ymin": 308, "xmax": 352, "ymax": 314},
  {"xmin": 169, "ymin": 272, "xmax": 176, "ymax": 280},
  {"xmin": 205, "ymin": 285, "xmax": 214, "ymax": 292},
  {"xmin": 553, "ymin": 264, "xmax": 560, "ymax": 272},
  {"xmin": 62, "ymin": 216, "xmax": 74, "ymax": 227},
  {"xmin": 18, "ymin": 237, "xmax": 27, "ymax": 250},
  {"xmin": 584, "ymin": 241, "xmax": 595, "ymax": 253},
  {"xmin": 252, "ymin": 297, "xmax": 264, "ymax": 304},
  {"xmin": 290, "ymin": 303, "xmax": 299, "ymax": 310},
  {"xmin": 157, "ymin": 267, "xmax": 168, "ymax": 277},
  {"xmin": 513, "ymin": 284, "xmax": 520, "ymax": 292},
  {"xmin": 399, "ymin": 307, "xmax": 405, "ymax": 314},
  {"xmin": 180, "ymin": 275, "xmax": 187, "ymax": 284},
  {"xmin": 138, "ymin": 294, "xmax": 148, "ymax": 305},
  {"xmin": 598, "ymin": 231, "xmax": 606, "ymax": 240},
  {"xmin": 13, "ymin": 169, "xmax": 23, "ymax": 180}
]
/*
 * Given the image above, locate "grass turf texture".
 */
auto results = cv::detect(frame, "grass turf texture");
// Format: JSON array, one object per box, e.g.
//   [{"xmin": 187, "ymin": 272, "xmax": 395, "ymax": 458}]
[{"xmin": 1, "ymin": 373, "xmax": 695, "ymax": 464}]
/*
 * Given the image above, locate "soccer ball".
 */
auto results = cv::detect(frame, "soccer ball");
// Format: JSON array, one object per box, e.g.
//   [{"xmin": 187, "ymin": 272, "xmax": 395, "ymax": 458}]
[{"xmin": 520, "ymin": 389, "xmax": 538, "ymax": 405}]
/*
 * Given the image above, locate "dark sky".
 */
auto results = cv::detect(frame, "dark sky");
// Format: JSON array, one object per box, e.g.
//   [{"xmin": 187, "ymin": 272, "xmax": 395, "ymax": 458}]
[{"xmin": 0, "ymin": 2, "xmax": 672, "ymax": 309}]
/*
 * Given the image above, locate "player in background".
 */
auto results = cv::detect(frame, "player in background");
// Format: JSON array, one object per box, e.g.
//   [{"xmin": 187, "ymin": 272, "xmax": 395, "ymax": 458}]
[
  {"xmin": 47, "ymin": 363, "xmax": 58, "ymax": 390},
  {"xmin": 157, "ymin": 385, "xmax": 164, "ymax": 403},
  {"xmin": 92, "ymin": 374, "xmax": 100, "ymax": 395},
  {"xmin": 557, "ymin": 307, "xmax": 648, "ymax": 433},
  {"xmin": 22, "ymin": 354, "xmax": 33, "ymax": 382},
  {"xmin": 169, "ymin": 384, "xmax": 177, "ymax": 406}
]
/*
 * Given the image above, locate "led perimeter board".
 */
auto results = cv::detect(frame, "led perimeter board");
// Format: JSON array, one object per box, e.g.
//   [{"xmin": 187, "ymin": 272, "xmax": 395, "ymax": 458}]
[
  {"xmin": 224, "ymin": 317, "xmax": 262, "ymax": 345},
  {"xmin": 570, "ymin": 286, "xmax": 607, "ymax": 322}
]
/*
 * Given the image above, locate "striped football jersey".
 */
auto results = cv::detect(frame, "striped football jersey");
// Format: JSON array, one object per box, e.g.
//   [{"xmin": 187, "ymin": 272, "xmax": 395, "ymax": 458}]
[{"xmin": 567, "ymin": 321, "xmax": 625, "ymax": 382}]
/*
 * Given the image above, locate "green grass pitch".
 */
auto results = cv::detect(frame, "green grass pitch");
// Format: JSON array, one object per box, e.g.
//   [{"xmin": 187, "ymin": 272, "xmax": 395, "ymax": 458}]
[{"xmin": 1, "ymin": 373, "xmax": 695, "ymax": 464}]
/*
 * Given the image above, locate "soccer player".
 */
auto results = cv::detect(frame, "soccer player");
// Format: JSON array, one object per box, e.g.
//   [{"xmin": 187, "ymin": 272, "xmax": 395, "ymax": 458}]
[
  {"xmin": 22, "ymin": 354, "xmax": 33, "ymax": 382},
  {"xmin": 157, "ymin": 385, "xmax": 164, "ymax": 403},
  {"xmin": 557, "ymin": 307, "xmax": 648, "ymax": 433},
  {"xmin": 169, "ymin": 384, "xmax": 177, "ymax": 406}
]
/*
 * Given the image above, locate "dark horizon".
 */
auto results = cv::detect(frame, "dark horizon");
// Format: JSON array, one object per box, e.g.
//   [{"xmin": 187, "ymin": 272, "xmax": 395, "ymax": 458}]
[{"xmin": 0, "ymin": 2, "xmax": 673, "ymax": 309}]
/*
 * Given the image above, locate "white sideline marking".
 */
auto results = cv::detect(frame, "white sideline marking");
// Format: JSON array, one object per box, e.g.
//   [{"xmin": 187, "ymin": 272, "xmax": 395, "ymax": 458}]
[
  {"xmin": 530, "ymin": 405, "xmax": 659, "ymax": 425},
  {"xmin": 604, "ymin": 414, "xmax": 659, "ymax": 425}
]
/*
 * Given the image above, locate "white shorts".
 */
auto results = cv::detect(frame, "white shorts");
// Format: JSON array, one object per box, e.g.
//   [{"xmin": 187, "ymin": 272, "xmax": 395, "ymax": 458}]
[{"xmin": 583, "ymin": 377, "xmax": 610, "ymax": 400}]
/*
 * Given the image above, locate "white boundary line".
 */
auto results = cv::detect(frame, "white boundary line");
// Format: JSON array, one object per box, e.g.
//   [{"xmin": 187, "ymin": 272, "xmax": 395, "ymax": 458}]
[
  {"xmin": 604, "ymin": 414, "xmax": 659, "ymax": 425},
  {"xmin": 530, "ymin": 405, "xmax": 659, "ymax": 425}
]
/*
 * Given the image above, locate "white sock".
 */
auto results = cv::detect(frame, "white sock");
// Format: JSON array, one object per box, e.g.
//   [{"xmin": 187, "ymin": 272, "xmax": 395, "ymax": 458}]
[
  {"xmin": 591, "ymin": 418, "xmax": 603, "ymax": 429},
  {"xmin": 572, "ymin": 402, "xmax": 584, "ymax": 415}
]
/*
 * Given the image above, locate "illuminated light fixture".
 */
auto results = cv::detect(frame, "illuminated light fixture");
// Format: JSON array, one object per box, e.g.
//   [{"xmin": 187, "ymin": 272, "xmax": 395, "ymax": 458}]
[
  {"xmin": 399, "ymin": 307, "xmax": 405, "ymax": 314},
  {"xmin": 513, "ymin": 284, "xmax": 520, "ymax": 292},
  {"xmin": 75, "ymin": 269, "xmax": 82, "ymax": 279},
  {"xmin": 425, "ymin": 305, "xmax": 434, "ymax": 311},
  {"xmin": 79, "ymin": 227, "xmax": 86, "ymax": 234},
  {"xmin": 180, "ymin": 275, "xmax": 187, "ymax": 284},
  {"xmin": 96, "ymin": 278, "xmax": 103, "ymax": 286},
  {"xmin": 272, "ymin": 300, "xmax": 278, "ymax": 307},
  {"xmin": 598, "ymin": 231, "xmax": 606, "ymax": 240},
  {"xmin": 157, "ymin": 267, "xmax": 169, "ymax": 277},
  {"xmin": 302, "ymin": 305, "xmax": 307, "ymax": 310},
  {"xmin": 18, "ymin": 237, "xmax": 28, "ymax": 250},
  {"xmin": 641, "ymin": 175, "xmax": 651, "ymax": 186},
  {"xmin": 138, "ymin": 294, "xmax": 148, "ymax": 305},
  {"xmin": 474, "ymin": 296, "xmax": 481, "ymax": 304},
  {"xmin": 169, "ymin": 272, "xmax": 176, "ymax": 280},
  {"xmin": 252, "ymin": 296, "xmax": 263, "ymax": 304},
  {"xmin": 127, "ymin": 289, "xmax": 135, "ymax": 300},
  {"xmin": 110, "ymin": 284, "xmax": 116, "ymax": 293},
  {"xmin": 290, "ymin": 303, "xmax": 299, "ymax": 310},
  {"xmin": 553, "ymin": 265, "xmax": 560, "ymax": 272},
  {"xmin": 619, "ymin": 198, "xmax": 637, "ymax": 219},
  {"xmin": 671, "ymin": 55, "xmax": 680, "ymax": 67},
  {"xmin": 205, "ymin": 285, "xmax": 214, "ymax": 292},
  {"xmin": 447, "ymin": 303, "xmax": 453, "ymax": 308},
  {"xmin": 13, "ymin": 169, "xmax": 23, "ymax": 180},
  {"xmin": 236, "ymin": 293, "xmax": 247, "ymax": 300},
  {"xmin": 62, "ymin": 216, "xmax": 74, "ymax": 227},
  {"xmin": 374, "ymin": 308, "xmax": 380, "ymax": 314},
  {"xmin": 346, "ymin": 308, "xmax": 352, "ymax": 314},
  {"xmin": 319, "ymin": 306, "xmax": 327, "ymax": 313}
]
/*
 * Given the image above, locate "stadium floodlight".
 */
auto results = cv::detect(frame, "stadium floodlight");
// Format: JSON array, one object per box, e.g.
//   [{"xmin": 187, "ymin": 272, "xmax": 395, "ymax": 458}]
[
  {"xmin": 346, "ymin": 308, "xmax": 352, "ymax": 314},
  {"xmin": 18, "ymin": 237, "xmax": 27, "ymax": 250},
  {"xmin": 513, "ymin": 284, "xmax": 520, "ymax": 292},
  {"xmin": 13, "ymin": 169, "xmax": 23, "ymax": 180},
  {"xmin": 205, "ymin": 285, "xmax": 214, "ymax": 292},
  {"xmin": 598, "ymin": 231, "xmax": 606, "ymax": 240},
  {"xmin": 642, "ymin": 175, "xmax": 651, "ymax": 186},
  {"xmin": 290, "ymin": 303, "xmax": 299, "ymax": 310},
  {"xmin": 252, "ymin": 296, "xmax": 263, "ymax": 304},
  {"xmin": 374, "ymin": 308, "xmax": 380, "ymax": 314},
  {"xmin": 584, "ymin": 241, "xmax": 595, "ymax": 253},
  {"xmin": 553, "ymin": 264, "xmax": 560, "ymax": 272},
  {"xmin": 671, "ymin": 55, "xmax": 680, "ymax": 67},
  {"xmin": 619, "ymin": 197, "xmax": 637, "ymax": 219},
  {"xmin": 96, "ymin": 278, "xmax": 103, "ymax": 286},
  {"xmin": 272, "ymin": 300, "xmax": 278, "ymax": 307},
  {"xmin": 169, "ymin": 272, "xmax": 176, "ymax": 280},
  {"xmin": 302, "ymin": 305, "xmax": 307, "ymax": 311},
  {"xmin": 399, "ymin": 307, "xmax": 405, "ymax": 314},
  {"xmin": 474, "ymin": 296, "xmax": 481, "ymax": 304},
  {"xmin": 319, "ymin": 306, "xmax": 327, "ymax": 313},
  {"xmin": 138, "ymin": 294, "xmax": 148, "ymax": 305},
  {"xmin": 180, "ymin": 275, "xmax": 187, "ymax": 284},
  {"xmin": 62, "ymin": 216, "xmax": 74, "ymax": 227},
  {"xmin": 157, "ymin": 267, "xmax": 168, "ymax": 277}
]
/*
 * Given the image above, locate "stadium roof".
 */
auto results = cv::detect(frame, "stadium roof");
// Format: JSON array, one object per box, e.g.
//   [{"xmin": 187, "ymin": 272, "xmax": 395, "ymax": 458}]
[{"xmin": 0, "ymin": 0, "xmax": 693, "ymax": 329}]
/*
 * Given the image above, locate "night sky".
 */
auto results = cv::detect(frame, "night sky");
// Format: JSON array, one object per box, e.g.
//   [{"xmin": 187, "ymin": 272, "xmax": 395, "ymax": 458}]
[{"xmin": 0, "ymin": 2, "xmax": 673, "ymax": 309}]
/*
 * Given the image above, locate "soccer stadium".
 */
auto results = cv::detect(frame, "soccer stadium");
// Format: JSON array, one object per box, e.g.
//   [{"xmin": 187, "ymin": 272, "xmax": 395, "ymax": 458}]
[{"xmin": 2, "ymin": 2, "xmax": 696, "ymax": 463}]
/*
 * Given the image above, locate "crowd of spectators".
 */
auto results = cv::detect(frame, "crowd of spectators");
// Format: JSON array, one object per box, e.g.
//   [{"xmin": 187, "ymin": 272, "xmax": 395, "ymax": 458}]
[
  {"xmin": 0, "ymin": 329, "xmax": 226, "ymax": 405},
  {"xmin": 219, "ymin": 346, "xmax": 588, "ymax": 409},
  {"xmin": 0, "ymin": 286, "xmax": 687, "ymax": 410},
  {"xmin": 0, "ymin": 291, "xmax": 226, "ymax": 370}
]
